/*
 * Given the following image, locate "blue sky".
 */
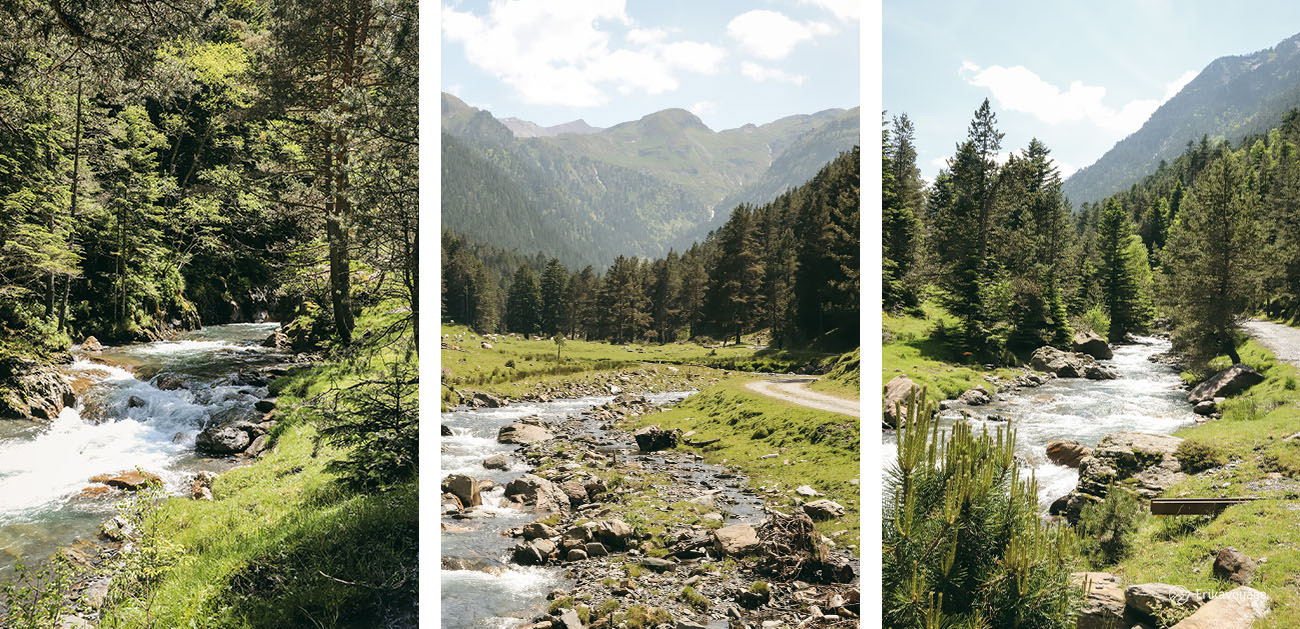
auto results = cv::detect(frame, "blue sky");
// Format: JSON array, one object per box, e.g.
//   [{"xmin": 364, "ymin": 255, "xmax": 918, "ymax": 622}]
[
  {"xmin": 885, "ymin": 1, "xmax": 1300, "ymax": 181},
  {"xmin": 440, "ymin": 0, "xmax": 860, "ymax": 131}
]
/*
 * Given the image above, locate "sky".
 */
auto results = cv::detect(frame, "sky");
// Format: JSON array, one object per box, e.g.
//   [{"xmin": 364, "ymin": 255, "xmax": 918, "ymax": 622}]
[
  {"xmin": 884, "ymin": 1, "xmax": 1300, "ymax": 181},
  {"xmin": 440, "ymin": 0, "xmax": 860, "ymax": 132}
]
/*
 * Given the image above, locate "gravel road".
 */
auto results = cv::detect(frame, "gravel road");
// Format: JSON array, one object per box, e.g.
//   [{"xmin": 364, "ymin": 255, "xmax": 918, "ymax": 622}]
[
  {"xmin": 744, "ymin": 377, "xmax": 860, "ymax": 417},
  {"xmin": 1242, "ymin": 319, "xmax": 1300, "ymax": 365}
]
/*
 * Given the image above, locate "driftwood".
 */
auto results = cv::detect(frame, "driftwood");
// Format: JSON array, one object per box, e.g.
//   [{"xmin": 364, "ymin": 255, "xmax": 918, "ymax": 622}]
[
  {"xmin": 755, "ymin": 509, "xmax": 856, "ymax": 583},
  {"xmin": 684, "ymin": 437, "xmax": 720, "ymax": 447}
]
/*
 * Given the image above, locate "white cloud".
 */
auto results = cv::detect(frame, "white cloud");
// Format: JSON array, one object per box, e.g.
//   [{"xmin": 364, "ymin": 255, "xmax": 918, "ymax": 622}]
[
  {"xmin": 740, "ymin": 61, "xmax": 805, "ymax": 85},
  {"xmin": 799, "ymin": 0, "xmax": 860, "ymax": 22},
  {"xmin": 726, "ymin": 10, "xmax": 830, "ymax": 60},
  {"xmin": 443, "ymin": 1, "xmax": 725, "ymax": 107},
  {"xmin": 690, "ymin": 100, "xmax": 716, "ymax": 115},
  {"xmin": 959, "ymin": 61, "xmax": 1198, "ymax": 136}
]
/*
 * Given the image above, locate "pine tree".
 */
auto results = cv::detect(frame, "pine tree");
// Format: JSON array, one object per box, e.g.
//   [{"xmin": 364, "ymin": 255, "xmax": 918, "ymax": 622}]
[
  {"xmin": 1162, "ymin": 150, "xmax": 1265, "ymax": 365},
  {"xmin": 1097, "ymin": 199, "xmax": 1152, "ymax": 341},
  {"xmin": 505, "ymin": 263, "xmax": 542, "ymax": 337},
  {"xmin": 539, "ymin": 258, "xmax": 567, "ymax": 336},
  {"xmin": 709, "ymin": 205, "xmax": 764, "ymax": 345}
]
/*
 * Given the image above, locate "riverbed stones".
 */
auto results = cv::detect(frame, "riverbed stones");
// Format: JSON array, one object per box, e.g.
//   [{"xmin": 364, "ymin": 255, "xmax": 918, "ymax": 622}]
[
  {"xmin": 593, "ymin": 519, "xmax": 635, "ymax": 548},
  {"xmin": 1188, "ymin": 364, "xmax": 1264, "ymax": 403},
  {"xmin": 244, "ymin": 434, "xmax": 271, "ymax": 457},
  {"xmin": 483, "ymin": 453, "xmax": 510, "ymax": 470},
  {"xmin": 522, "ymin": 522, "xmax": 558, "ymax": 540},
  {"xmin": 713, "ymin": 524, "xmax": 760, "ymax": 556},
  {"xmin": 633, "ymin": 425, "xmax": 679, "ymax": 452},
  {"xmin": 559, "ymin": 480, "xmax": 588, "ymax": 506},
  {"xmin": 882, "ymin": 374, "xmax": 920, "ymax": 427},
  {"xmin": 498, "ymin": 423, "xmax": 555, "ymax": 444},
  {"xmin": 585, "ymin": 542, "xmax": 608, "ymax": 557},
  {"xmin": 566, "ymin": 548, "xmax": 587, "ymax": 562},
  {"xmin": 1046, "ymin": 439, "xmax": 1091, "ymax": 468},
  {"xmin": 1125, "ymin": 583, "xmax": 1205, "ymax": 618},
  {"xmin": 795, "ymin": 484, "xmax": 819, "ymax": 497},
  {"xmin": 1030, "ymin": 346, "xmax": 1117, "ymax": 379},
  {"xmin": 89, "ymin": 470, "xmax": 161, "ymax": 491},
  {"xmin": 958, "ymin": 385, "xmax": 992, "ymax": 406},
  {"xmin": 442, "ymin": 474, "xmax": 483, "ymax": 508},
  {"xmin": 504, "ymin": 474, "xmax": 570, "ymax": 512},
  {"xmin": 1052, "ymin": 431, "xmax": 1185, "ymax": 522},
  {"xmin": 512, "ymin": 538, "xmax": 558, "ymax": 565},
  {"xmin": 153, "ymin": 374, "xmax": 186, "ymax": 390},
  {"xmin": 1170, "ymin": 586, "xmax": 1270, "ymax": 628},
  {"xmin": 557, "ymin": 608, "xmax": 583, "ymax": 629},
  {"xmin": 469, "ymin": 391, "xmax": 507, "ymax": 408},
  {"xmin": 803, "ymin": 499, "xmax": 846, "ymax": 520},
  {"xmin": 1213, "ymin": 547, "xmax": 1257, "ymax": 585}
]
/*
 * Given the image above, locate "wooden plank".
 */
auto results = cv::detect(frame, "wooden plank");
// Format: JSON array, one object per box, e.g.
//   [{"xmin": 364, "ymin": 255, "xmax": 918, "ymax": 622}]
[{"xmin": 1150, "ymin": 498, "xmax": 1260, "ymax": 515}]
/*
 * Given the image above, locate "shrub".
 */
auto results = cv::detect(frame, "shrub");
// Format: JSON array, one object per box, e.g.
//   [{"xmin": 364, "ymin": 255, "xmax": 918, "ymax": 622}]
[
  {"xmin": 0, "ymin": 558, "xmax": 73, "ymax": 628},
  {"xmin": 883, "ymin": 390, "xmax": 1079, "ymax": 628},
  {"xmin": 1077, "ymin": 488, "xmax": 1146, "ymax": 569},
  {"xmin": 1175, "ymin": 439, "xmax": 1226, "ymax": 473},
  {"xmin": 313, "ymin": 344, "xmax": 418, "ymax": 490}
]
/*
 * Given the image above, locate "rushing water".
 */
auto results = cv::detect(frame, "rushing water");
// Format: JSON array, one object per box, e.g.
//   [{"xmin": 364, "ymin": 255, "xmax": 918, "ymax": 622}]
[
  {"xmin": 0, "ymin": 323, "xmax": 282, "ymax": 578},
  {"xmin": 441, "ymin": 392, "xmax": 763, "ymax": 629},
  {"xmin": 883, "ymin": 336, "xmax": 1199, "ymax": 509}
]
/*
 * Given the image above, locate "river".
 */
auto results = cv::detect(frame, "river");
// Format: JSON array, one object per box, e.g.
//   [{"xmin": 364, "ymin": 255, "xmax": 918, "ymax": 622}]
[
  {"xmin": 0, "ymin": 323, "xmax": 283, "ymax": 579},
  {"xmin": 883, "ymin": 336, "xmax": 1199, "ymax": 508}
]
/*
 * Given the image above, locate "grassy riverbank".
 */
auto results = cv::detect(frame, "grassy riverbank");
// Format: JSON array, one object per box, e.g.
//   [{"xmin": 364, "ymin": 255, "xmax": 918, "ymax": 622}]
[
  {"xmin": 808, "ymin": 347, "xmax": 860, "ymax": 398},
  {"xmin": 1108, "ymin": 340, "xmax": 1300, "ymax": 627},
  {"xmin": 628, "ymin": 378, "xmax": 860, "ymax": 552},
  {"xmin": 883, "ymin": 304, "xmax": 1020, "ymax": 400},
  {"xmin": 101, "ymin": 311, "xmax": 417, "ymax": 627}
]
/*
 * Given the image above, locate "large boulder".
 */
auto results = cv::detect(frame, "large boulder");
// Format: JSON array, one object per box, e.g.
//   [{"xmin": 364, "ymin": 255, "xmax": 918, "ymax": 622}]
[
  {"xmin": 470, "ymin": 391, "xmax": 507, "ymax": 408},
  {"xmin": 882, "ymin": 375, "xmax": 920, "ymax": 428},
  {"xmin": 1125, "ymin": 583, "xmax": 1204, "ymax": 619},
  {"xmin": 634, "ymin": 425, "xmax": 679, "ymax": 452},
  {"xmin": 1052, "ymin": 432, "xmax": 1184, "ymax": 523},
  {"xmin": 483, "ymin": 454, "xmax": 510, "ymax": 470},
  {"xmin": 1188, "ymin": 364, "xmax": 1264, "ymax": 404},
  {"xmin": 957, "ymin": 386, "xmax": 992, "ymax": 406},
  {"xmin": 1073, "ymin": 331, "xmax": 1114, "ymax": 360},
  {"xmin": 81, "ymin": 336, "xmax": 103, "ymax": 352},
  {"xmin": 1170, "ymin": 586, "xmax": 1270, "ymax": 628},
  {"xmin": 503, "ymin": 474, "xmax": 570, "ymax": 512},
  {"xmin": 1046, "ymin": 439, "xmax": 1092, "ymax": 468},
  {"xmin": 1213, "ymin": 547, "xmax": 1257, "ymax": 585},
  {"xmin": 1071, "ymin": 572, "xmax": 1127, "ymax": 629},
  {"xmin": 593, "ymin": 519, "xmax": 635, "ymax": 549},
  {"xmin": 195, "ymin": 421, "xmax": 256, "ymax": 454},
  {"xmin": 441, "ymin": 474, "xmax": 482, "ymax": 508},
  {"xmin": 0, "ymin": 359, "xmax": 76, "ymax": 421},
  {"xmin": 1030, "ymin": 346, "xmax": 1110, "ymax": 379},
  {"xmin": 713, "ymin": 524, "xmax": 760, "ymax": 556},
  {"xmin": 497, "ymin": 423, "xmax": 554, "ymax": 444}
]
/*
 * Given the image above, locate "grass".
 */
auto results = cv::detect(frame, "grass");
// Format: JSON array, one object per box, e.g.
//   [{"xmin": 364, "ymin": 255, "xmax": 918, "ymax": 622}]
[
  {"xmin": 628, "ymin": 377, "xmax": 860, "ymax": 552},
  {"xmin": 882, "ymin": 303, "xmax": 1020, "ymax": 400},
  {"xmin": 809, "ymin": 347, "xmax": 860, "ymax": 398},
  {"xmin": 100, "ymin": 309, "xmax": 417, "ymax": 628},
  {"xmin": 441, "ymin": 323, "xmax": 836, "ymax": 403},
  {"xmin": 1108, "ymin": 339, "xmax": 1300, "ymax": 628}
]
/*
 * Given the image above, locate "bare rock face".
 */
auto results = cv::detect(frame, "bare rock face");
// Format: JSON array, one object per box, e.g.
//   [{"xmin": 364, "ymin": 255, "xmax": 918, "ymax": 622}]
[
  {"xmin": 0, "ymin": 359, "xmax": 76, "ymax": 421},
  {"xmin": 1046, "ymin": 439, "xmax": 1092, "ymax": 468},
  {"xmin": 1073, "ymin": 331, "xmax": 1114, "ymax": 360},
  {"xmin": 1170, "ymin": 586, "xmax": 1270, "ymax": 628},
  {"xmin": 1188, "ymin": 364, "xmax": 1263, "ymax": 404},
  {"xmin": 1212, "ymin": 547, "xmax": 1257, "ymax": 585},
  {"xmin": 882, "ymin": 375, "xmax": 920, "ymax": 427},
  {"xmin": 497, "ymin": 423, "xmax": 555, "ymax": 444}
]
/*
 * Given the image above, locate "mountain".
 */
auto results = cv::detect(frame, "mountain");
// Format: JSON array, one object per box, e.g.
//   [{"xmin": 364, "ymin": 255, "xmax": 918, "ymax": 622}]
[
  {"xmin": 1064, "ymin": 31, "xmax": 1300, "ymax": 205},
  {"xmin": 441, "ymin": 92, "xmax": 860, "ymax": 267},
  {"xmin": 500, "ymin": 116, "xmax": 603, "ymax": 138}
]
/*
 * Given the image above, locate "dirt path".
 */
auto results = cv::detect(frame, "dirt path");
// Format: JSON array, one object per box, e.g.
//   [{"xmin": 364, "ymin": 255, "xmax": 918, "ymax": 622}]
[
  {"xmin": 745, "ymin": 377, "xmax": 860, "ymax": 417},
  {"xmin": 1242, "ymin": 319, "xmax": 1300, "ymax": 366}
]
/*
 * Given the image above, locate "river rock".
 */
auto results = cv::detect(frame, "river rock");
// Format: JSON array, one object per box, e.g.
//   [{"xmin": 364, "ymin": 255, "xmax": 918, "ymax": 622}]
[
  {"xmin": 1084, "ymin": 364, "xmax": 1119, "ymax": 380},
  {"xmin": 1126, "ymin": 583, "xmax": 1205, "ymax": 618},
  {"xmin": 522, "ymin": 522, "xmax": 558, "ymax": 540},
  {"xmin": 1073, "ymin": 331, "xmax": 1114, "ymax": 360},
  {"xmin": 442, "ymin": 474, "xmax": 482, "ymax": 508},
  {"xmin": 498, "ymin": 423, "xmax": 555, "ymax": 444},
  {"xmin": 958, "ymin": 386, "xmax": 992, "ymax": 406},
  {"xmin": 640, "ymin": 557, "xmax": 676, "ymax": 572},
  {"xmin": 557, "ymin": 608, "xmax": 584, "ymax": 629},
  {"xmin": 154, "ymin": 374, "xmax": 186, "ymax": 390},
  {"xmin": 0, "ymin": 359, "xmax": 76, "ymax": 421},
  {"xmin": 1046, "ymin": 439, "xmax": 1091, "ymax": 468},
  {"xmin": 127, "ymin": 395, "xmax": 147, "ymax": 409},
  {"xmin": 90, "ymin": 470, "xmax": 161, "ymax": 491},
  {"xmin": 245, "ymin": 434, "xmax": 271, "ymax": 457},
  {"xmin": 470, "ymin": 391, "xmax": 507, "ymax": 408},
  {"xmin": 1170, "ymin": 586, "xmax": 1270, "ymax": 628},
  {"xmin": 81, "ymin": 336, "xmax": 103, "ymax": 352},
  {"xmin": 1072, "ymin": 572, "xmax": 1127, "ymax": 629},
  {"xmin": 195, "ymin": 421, "xmax": 254, "ymax": 454},
  {"xmin": 594, "ymin": 519, "xmax": 635, "ymax": 548},
  {"xmin": 1188, "ymin": 364, "xmax": 1263, "ymax": 403},
  {"xmin": 1053, "ymin": 432, "xmax": 1185, "ymax": 523},
  {"xmin": 803, "ymin": 499, "xmax": 846, "ymax": 520},
  {"xmin": 254, "ymin": 397, "xmax": 277, "ymax": 413},
  {"xmin": 585, "ymin": 542, "xmax": 608, "ymax": 557},
  {"xmin": 260, "ymin": 329, "xmax": 289, "ymax": 350},
  {"xmin": 1213, "ymin": 547, "xmax": 1257, "ymax": 585},
  {"xmin": 1193, "ymin": 400, "xmax": 1218, "ymax": 416},
  {"xmin": 634, "ymin": 425, "xmax": 679, "ymax": 452},
  {"xmin": 714, "ymin": 524, "xmax": 760, "ymax": 556},
  {"xmin": 512, "ymin": 538, "xmax": 557, "ymax": 565},
  {"xmin": 441, "ymin": 424, "xmax": 453, "ymax": 436},
  {"xmin": 483, "ymin": 454, "xmax": 510, "ymax": 470},
  {"xmin": 882, "ymin": 374, "xmax": 921, "ymax": 427},
  {"xmin": 566, "ymin": 548, "xmax": 587, "ymax": 562},
  {"xmin": 559, "ymin": 480, "xmax": 588, "ymax": 506},
  {"xmin": 504, "ymin": 474, "xmax": 570, "ymax": 512},
  {"xmin": 795, "ymin": 484, "xmax": 820, "ymax": 497}
]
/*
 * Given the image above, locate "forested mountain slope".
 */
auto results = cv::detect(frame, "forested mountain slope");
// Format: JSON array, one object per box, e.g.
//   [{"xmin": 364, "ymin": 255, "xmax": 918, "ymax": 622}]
[
  {"xmin": 441, "ymin": 92, "xmax": 860, "ymax": 268},
  {"xmin": 1064, "ymin": 30, "xmax": 1300, "ymax": 204}
]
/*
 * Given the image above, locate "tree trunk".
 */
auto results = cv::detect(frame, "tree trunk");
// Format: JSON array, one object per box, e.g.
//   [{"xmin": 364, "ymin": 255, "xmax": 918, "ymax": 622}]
[{"xmin": 59, "ymin": 77, "xmax": 82, "ymax": 332}]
